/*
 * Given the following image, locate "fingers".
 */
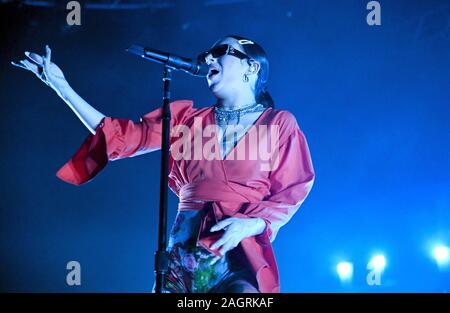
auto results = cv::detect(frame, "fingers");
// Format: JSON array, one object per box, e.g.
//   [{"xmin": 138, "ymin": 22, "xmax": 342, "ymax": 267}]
[
  {"xmin": 210, "ymin": 242, "xmax": 231, "ymax": 265},
  {"xmin": 210, "ymin": 234, "xmax": 231, "ymax": 250},
  {"xmin": 211, "ymin": 256, "xmax": 221, "ymax": 265},
  {"xmin": 209, "ymin": 219, "xmax": 241, "ymax": 265},
  {"xmin": 13, "ymin": 59, "xmax": 40, "ymax": 75},
  {"xmin": 12, "ymin": 46, "xmax": 50, "ymax": 73},
  {"xmin": 210, "ymin": 239, "xmax": 237, "ymax": 265},
  {"xmin": 25, "ymin": 51, "xmax": 44, "ymax": 65},
  {"xmin": 210, "ymin": 218, "xmax": 234, "ymax": 232},
  {"xmin": 11, "ymin": 49, "xmax": 45, "ymax": 73},
  {"xmin": 11, "ymin": 61, "xmax": 27, "ymax": 70},
  {"xmin": 218, "ymin": 240, "xmax": 236, "ymax": 257},
  {"xmin": 44, "ymin": 44, "xmax": 51, "ymax": 67}
]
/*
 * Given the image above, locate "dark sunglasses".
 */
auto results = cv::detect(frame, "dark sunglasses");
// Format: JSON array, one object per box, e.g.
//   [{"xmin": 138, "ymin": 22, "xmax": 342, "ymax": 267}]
[{"xmin": 197, "ymin": 44, "xmax": 250, "ymax": 64}]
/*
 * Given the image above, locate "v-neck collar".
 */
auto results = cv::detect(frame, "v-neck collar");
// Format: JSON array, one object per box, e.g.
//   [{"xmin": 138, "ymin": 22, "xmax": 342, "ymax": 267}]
[{"xmin": 208, "ymin": 106, "xmax": 271, "ymax": 161}]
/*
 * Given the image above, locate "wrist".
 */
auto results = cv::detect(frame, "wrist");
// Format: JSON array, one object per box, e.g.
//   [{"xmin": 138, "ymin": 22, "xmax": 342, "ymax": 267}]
[
  {"xmin": 54, "ymin": 80, "xmax": 71, "ymax": 97},
  {"xmin": 249, "ymin": 217, "xmax": 266, "ymax": 237}
]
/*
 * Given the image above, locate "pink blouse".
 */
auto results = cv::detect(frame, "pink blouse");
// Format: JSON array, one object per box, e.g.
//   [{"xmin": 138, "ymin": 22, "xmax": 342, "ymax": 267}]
[{"xmin": 56, "ymin": 100, "xmax": 315, "ymax": 293}]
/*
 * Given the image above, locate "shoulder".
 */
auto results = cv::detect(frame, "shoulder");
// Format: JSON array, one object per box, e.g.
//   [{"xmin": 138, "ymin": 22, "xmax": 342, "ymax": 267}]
[
  {"xmin": 141, "ymin": 99, "xmax": 210, "ymax": 125},
  {"xmin": 169, "ymin": 99, "xmax": 213, "ymax": 117},
  {"xmin": 169, "ymin": 99, "xmax": 195, "ymax": 114},
  {"xmin": 263, "ymin": 108, "xmax": 307, "ymax": 147},
  {"xmin": 271, "ymin": 108, "xmax": 298, "ymax": 124},
  {"xmin": 266, "ymin": 108, "xmax": 300, "ymax": 134}
]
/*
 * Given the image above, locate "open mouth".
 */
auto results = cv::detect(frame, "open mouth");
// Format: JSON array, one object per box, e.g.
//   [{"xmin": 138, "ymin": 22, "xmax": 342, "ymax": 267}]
[{"xmin": 208, "ymin": 69, "xmax": 220, "ymax": 79}]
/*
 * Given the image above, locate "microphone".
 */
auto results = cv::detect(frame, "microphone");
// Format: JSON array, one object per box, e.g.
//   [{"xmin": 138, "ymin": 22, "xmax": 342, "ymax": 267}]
[{"xmin": 126, "ymin": 44, "xmax": 209, "ymax": 77}]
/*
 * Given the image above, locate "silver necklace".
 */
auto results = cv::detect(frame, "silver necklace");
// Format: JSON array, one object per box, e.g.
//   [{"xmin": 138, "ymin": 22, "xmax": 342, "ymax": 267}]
[
  {"xmin": 214, "ymin": 102, "xmax": 264, "ymax": 124},
  {"xmin": 215, "ymin": 103, "xmax": 265, "ymax": 158}
]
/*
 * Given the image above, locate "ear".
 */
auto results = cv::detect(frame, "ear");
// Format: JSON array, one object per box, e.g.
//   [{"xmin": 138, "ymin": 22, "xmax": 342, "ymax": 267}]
[{"xmin": 247, "ymin": 59, "xmax": 261, "ymax": 76}]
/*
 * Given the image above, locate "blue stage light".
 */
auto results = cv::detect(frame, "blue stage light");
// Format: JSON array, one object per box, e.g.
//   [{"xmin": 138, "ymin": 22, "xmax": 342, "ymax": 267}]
[
  {"xmin": 336, "ymin": 261, "xmax": 353, "ymax": 281},
  {"xmin": 433, "ymin": 245, "xmax": 449, "ymax": 265},
  {"xmin": 369, "ymin": 254, "xmax": 386, "ymax": 271}
]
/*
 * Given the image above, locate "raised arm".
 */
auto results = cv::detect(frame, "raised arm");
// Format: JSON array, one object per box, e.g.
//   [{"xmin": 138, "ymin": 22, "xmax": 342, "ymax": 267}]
[{"xmin": 11, "ymin": 45, "xmax": 105, "ymax": 134}]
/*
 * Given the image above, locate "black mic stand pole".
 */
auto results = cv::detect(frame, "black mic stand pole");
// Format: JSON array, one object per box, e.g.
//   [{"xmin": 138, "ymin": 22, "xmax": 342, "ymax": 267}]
[
  {"xmin": 154, "ymin": 66, "xmax": 172, "ymax": 293},
  {"xmin": 125, "ymin": 44, "xmax": 205, "ymax": 293}
]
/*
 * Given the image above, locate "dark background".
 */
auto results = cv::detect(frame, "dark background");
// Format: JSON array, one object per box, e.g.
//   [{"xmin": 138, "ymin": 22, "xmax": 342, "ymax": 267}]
[{"xmin": 1, "ymin": 0, "xmax": 449, "ymax": 292}]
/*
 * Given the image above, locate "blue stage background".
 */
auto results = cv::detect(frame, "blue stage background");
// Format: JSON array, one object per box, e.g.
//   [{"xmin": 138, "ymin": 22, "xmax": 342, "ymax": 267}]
[{"xmin": 1, "ymin": 0, "xmax": 449, "ymax": 292}]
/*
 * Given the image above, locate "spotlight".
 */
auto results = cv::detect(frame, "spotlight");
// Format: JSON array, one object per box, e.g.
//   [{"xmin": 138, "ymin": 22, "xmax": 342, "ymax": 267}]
[
  {"xmin": 368, "ymin": 254, "xmax": 386, "ymax": 271},
  {"xmin": 336, "ymin": 262, "xmax": 353, "ymax": 281},
  {"xmin": 433, "ymin": 245, "xmax": 449, "ymax": 265}
]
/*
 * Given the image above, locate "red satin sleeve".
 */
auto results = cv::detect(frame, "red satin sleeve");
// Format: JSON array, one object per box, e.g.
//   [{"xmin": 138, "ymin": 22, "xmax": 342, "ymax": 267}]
[{"xmin": 56, "ymin": 100, "xmax": 195, "ymax": 186}]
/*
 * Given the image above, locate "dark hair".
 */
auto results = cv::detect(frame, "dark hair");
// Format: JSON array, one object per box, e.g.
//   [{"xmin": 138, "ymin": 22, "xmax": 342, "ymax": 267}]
[{"xmin": 215, "ymin": 35, "xmax": 275, "ymax": 108}]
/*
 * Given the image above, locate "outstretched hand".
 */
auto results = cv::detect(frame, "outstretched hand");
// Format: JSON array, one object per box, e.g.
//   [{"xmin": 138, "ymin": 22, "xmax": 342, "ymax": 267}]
[
  {"xmin": 11, "ymin": 45, "xmax": 68, "ymax": 92},
  {"xmin": 209, "ymin": 217, "xmax": 266, "ymax": 264}
]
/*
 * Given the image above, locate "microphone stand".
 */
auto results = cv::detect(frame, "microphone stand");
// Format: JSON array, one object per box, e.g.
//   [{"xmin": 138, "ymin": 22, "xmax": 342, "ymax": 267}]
[
  {"xmin": 125, "ymin": 45, "xmax": 206, "ymax": 293},
  {"xmin": 154, "ymin": 66, "xmax": 172, "ymax": 293}
]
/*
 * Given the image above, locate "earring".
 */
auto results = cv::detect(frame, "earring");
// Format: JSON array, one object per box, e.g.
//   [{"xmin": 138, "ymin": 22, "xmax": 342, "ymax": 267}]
[{"xmin": 243, "ymin": 74, "xmax": 249, "ymax": 82}]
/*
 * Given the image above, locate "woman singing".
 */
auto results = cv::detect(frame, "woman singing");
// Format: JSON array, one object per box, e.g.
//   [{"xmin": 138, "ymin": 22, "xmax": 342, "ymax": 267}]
[{"xmin": 12, "ymin": 35, "xmax": 315, "ymax": 293}]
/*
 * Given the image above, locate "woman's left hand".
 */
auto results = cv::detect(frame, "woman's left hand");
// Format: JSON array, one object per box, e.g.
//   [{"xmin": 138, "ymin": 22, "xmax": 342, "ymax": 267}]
[{"xmin": 209, "ymin": 217, "xmax": 266, "ymax": 264}]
